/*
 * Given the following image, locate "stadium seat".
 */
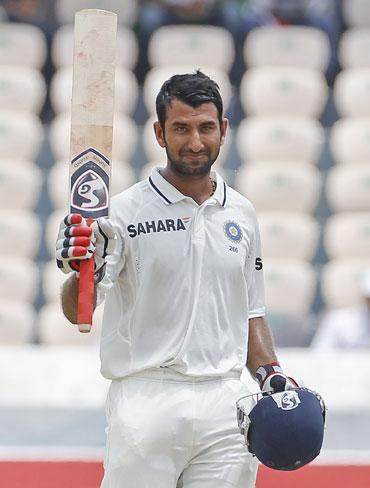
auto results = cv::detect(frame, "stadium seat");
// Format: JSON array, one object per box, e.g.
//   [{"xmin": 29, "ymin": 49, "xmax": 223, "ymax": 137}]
[
  {"xmin": 235, "ymin": 116, "xmax": 324, "ymax": 165},
  {"xmin": 45, "ymin": 209, "xmax": 68, "ymax": 258},
  {"xmin": 235, "ymin": 162, "xmax": 321, "ymax": 213},
  {"xmin": 142, "ymin": 115, "xmax": 231, "ymax": 166},
  {"xmin": 148, "ymin": 25, "xmax": 235, "ymax": 73},
  {"xmin": 258, "ymin": 212, "xmax": 319, "ymax": 260},
  {"xmin": 264, "ymin": 258, "xmax": 317, "ymax": 314},
  {"xmin": 55, "ymin": 0, "xmax": 139, "ymax": 26},
  {"xmin": 0, "ymin": 257, "xmax": 39, "ymax": 303},
  {"xmin": 0, "ymin": 160, "xmax": 42, "ymax": 210},
  {"xmin": 339, "ymin": 28, "xmax": 370, "ymax": 68},
  {"xmin": 334, "ymin": 68, "xmax": 370, "ymax": 117},
  {"xmin": 0, "ymin": 210, "xmax": 41, "ymax": 258},
  {"xmin": 0, "ymin": 22, "xmax": 47, "ymax": 69},
  {"xmin": 321, "ymin": 258, "xmax": 370, "ymax": 308},
  {"xmin": 41, "ymin": 260, "xmax": 66, "ymax": 304},
  {"xmin": 37, "ymin": 302, "xmax": 102, "ymax": 346},
  {"xmin": 330, "ymin": 117, "xmax": 370, "ymax": 164},
  {"xmin": 47, "ymin": 159, "xmax": 136, "ymax": 210},
  {"xmin": 240, "ymin": 67, "xmax": 328, "ymax": 118},
  {"xmin": 51, "ymin": 24, "xmax": 139, "ymax": 70},
  {"xmin": 50, "ymin": 66, "xmax": 139, "ymax": 115},
  {"xmin": 0, "ymin": 66, "xmax": 46, "ymax": 114},
  {"xmin": 342, "ymin": 0, "xmax": 370, "ymax": 28},
  {"xmin": 0, "ymin": 299, "xmax": 36, "ymax": 344},
  {"xmin": 323, "ymin": 212, "xmax": 370, "ymax": 259},
  {"xmin": 326, "ymin": 164, "xmax": 370, "ymax": 212},
  {"xmin": 244, "ymin": 25, "xmax": 330, "ymax": 72},
  {"xmin": 49, "ymin": 112, "xmax": 138, "ymax": 162},
  {"xmin": 143, "ymin": 66, "xmax": 233, "ymax": 116},
  {"xmin": 0, "ymin": 110, "xmax": 43, "ymax": 160}
]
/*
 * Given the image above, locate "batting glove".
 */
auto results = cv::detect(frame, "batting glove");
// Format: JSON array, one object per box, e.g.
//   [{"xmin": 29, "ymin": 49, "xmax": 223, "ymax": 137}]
[
  {"xmin": 55, "ymin": 213, "xmax": 116, "ymax": 283},
  {"xmin": 256, "ymin": 362, "xmax": 303, "ymax": 394}
]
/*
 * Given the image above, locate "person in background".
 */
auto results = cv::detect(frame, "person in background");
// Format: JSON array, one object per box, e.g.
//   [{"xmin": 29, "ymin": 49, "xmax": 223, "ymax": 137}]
[{"xmin": 311, "ymin": 270, "xmax": 370, "ymax": 349}]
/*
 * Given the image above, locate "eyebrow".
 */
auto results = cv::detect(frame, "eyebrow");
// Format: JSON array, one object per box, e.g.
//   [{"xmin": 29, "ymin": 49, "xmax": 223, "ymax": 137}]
[{"xmin": 171, "ymin": 120, "xmax": 217, "ymax": 127}]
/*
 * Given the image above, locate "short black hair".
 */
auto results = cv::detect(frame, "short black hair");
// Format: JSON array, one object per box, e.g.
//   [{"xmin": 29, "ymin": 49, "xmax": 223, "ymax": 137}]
[{"xmin": 155, "ymin": 70, "xmax": 223, "ymax": 129}]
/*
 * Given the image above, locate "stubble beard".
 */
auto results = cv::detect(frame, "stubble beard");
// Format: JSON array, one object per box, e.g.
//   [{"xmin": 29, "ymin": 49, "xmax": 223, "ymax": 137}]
[{"xmin": 164, "ymin": 144, "xmax": 221, "ymax": 177}]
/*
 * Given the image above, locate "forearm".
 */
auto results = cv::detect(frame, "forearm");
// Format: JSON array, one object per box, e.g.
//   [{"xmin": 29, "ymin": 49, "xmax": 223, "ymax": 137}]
[
  {"xmin": 246, "ymin": 316, "xmax": 278, "ymax": 378},
  {"xmin": 61, "ymin": 274, "xmax": 97, "ymax": 324}
]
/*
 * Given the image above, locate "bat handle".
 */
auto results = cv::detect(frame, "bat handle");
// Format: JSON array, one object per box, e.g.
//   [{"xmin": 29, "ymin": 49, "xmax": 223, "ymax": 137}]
[{"xmin": 77, "ymin": 218, "xmax": 95, "ymax": 333}]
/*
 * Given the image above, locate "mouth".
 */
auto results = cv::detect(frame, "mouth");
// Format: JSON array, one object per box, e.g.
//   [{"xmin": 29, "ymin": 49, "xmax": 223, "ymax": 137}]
[{"xmin": 183, "ymin": 153, "xmax": 208, "ymax": 161}]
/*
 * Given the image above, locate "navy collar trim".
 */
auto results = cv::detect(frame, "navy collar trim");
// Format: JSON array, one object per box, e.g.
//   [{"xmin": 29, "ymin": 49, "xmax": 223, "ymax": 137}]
[{"xmin": 149, "ymin": 176, "xmax": 172, "ymax": 204}]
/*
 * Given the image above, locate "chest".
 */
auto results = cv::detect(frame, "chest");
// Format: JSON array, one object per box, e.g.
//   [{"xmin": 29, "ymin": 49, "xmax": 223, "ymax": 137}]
[{"xmin": 124, "ymin": 205, "xmax": 254, "ymax": 275}]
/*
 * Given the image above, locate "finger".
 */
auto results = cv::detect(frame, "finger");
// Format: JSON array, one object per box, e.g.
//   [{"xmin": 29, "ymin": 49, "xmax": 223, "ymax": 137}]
[
  {"xmin": 64, "ymin": 214, "xmax": 86, "ymax": 226},
  {"xmin": 56, "ymin": 246, "xmax": 92, "ymax": 261},
  {"xmin": 64, "ymin": 225, "xmax": 93, "ymax": 238}
]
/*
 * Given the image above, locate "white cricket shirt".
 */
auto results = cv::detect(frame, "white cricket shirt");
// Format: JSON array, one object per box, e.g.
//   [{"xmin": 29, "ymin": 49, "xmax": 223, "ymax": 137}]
[{"xmin": 98, "ymin": 167, "xmax": 265, "ymax": 379}]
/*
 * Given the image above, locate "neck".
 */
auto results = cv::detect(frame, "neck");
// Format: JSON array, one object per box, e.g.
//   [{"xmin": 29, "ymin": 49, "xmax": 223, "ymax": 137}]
[{"xmin": 160, "ymin": 166, "xmax": 215, "ymax": 205}]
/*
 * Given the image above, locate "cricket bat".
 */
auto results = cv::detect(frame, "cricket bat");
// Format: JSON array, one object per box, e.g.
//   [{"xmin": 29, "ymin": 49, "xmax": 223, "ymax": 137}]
[{"xmin": 69, "ymin": 9, "xmax": 117, "ymax": 333}]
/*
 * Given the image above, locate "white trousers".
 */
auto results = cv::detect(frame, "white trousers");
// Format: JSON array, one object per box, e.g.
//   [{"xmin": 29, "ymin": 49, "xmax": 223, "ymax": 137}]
[{"xmin": 101, "ymin": 368, "xmax": 259, "ymax": 488}]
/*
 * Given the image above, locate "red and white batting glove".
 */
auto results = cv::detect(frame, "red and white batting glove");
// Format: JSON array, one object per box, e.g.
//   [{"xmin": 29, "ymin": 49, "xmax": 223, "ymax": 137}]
[
  {"xmin": 255, "ymin": 362, "xmax": 304, "ymax": 394},
  {"xmin": 55, "ymin": 213, "xmax": 116, "ymax": 283}
]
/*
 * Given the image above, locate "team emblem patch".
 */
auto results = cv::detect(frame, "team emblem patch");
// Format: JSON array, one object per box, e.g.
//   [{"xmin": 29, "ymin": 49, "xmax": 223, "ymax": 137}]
[
  {"xmin": 272, "ymin": 391, "xmax": 301, "ymax": 411},
  {"xmin": 224, "ymin": 221, "xmax": 243, "ymax": 243}
]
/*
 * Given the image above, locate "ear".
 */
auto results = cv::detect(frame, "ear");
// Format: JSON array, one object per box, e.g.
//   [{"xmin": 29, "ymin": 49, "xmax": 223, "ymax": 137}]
[
  {"xmin": 220, "ymin": 118, "xmax": 228, "ymax": 146},
  {"xmin": 153, "ymin": 121, "xmax": 166, "ymax": 148}
]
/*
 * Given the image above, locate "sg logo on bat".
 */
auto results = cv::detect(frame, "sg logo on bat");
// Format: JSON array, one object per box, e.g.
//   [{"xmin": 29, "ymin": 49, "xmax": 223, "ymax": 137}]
[{"xmin": 70, "ymin": 148, "xmax": 110, "ymax": 219}]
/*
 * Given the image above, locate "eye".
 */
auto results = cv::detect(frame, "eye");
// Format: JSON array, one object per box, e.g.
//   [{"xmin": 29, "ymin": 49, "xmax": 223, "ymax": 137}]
[
  {"xmin": 174, "ymin": 126, "xmax": 187, "ymax": 133},
  {"xmin": 201, "ymin": 124, "xmax": 216, "ymax": 133}
]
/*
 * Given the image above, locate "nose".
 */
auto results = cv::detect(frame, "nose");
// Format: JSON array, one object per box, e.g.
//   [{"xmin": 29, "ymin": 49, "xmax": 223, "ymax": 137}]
[{"xmin": 187, "ymin": 130, "xmax": 204, "ymax": 152}]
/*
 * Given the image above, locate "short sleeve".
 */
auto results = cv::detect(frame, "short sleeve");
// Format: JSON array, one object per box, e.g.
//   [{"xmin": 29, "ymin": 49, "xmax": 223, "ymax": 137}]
[{"xmin": 245, "ymin": 210, "xmax": 265, "ymax": 319}]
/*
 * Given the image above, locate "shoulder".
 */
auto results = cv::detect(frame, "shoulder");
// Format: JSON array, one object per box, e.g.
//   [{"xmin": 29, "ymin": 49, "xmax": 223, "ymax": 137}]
[
  {"xmin": 226, "ymin": 186, "xmax": 257, "ymax": 218},
  {"xmin": 110, "ymin": 179, "xmax": 154, "ymax": 220}
]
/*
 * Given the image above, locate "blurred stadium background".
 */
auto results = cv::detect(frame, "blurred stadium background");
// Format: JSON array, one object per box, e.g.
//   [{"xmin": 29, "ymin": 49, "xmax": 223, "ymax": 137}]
[{"xmin": 0, "ymin": 0, "xmax": 370, "ymax": 486}]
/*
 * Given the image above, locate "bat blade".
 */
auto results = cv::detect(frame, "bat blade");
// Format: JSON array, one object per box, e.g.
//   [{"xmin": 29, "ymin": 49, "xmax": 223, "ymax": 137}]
[{"xmin": 69, "ymin": 9, "xmax": 117, "ymax": 333}]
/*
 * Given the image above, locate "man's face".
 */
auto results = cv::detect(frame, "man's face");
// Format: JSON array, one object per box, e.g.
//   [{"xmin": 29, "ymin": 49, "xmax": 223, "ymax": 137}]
[{"xmin": 154, "ymin": 99, "xmax": 227, "ymax": 177}]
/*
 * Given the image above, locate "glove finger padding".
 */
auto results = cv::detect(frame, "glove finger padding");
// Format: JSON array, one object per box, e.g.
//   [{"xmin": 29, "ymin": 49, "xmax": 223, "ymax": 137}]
[{"xmin": 256, "ymin": 362, "xmax": 304, "ymax": 394}]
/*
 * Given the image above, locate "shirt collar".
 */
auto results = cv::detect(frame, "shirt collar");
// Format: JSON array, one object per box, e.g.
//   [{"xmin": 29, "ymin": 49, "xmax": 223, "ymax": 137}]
[{"xmin": 148, "ymin": 166, "xmax": 227, "ymax": 207}]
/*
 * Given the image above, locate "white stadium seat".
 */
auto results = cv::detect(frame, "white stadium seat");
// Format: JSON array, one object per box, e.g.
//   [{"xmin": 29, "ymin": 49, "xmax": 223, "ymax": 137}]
[
  {"xmin": 148, "ymin": 25, "xmax": 235, "ymax": 73},
  {"xmin": 334, "ymin": 68, "xmax": 370, "ymax": 117},
  {"xmin": 324, "ymin": 212, "xmax": 370, "ymax": 259},
  {"xmin": 0, "ymin": 160, "xmax": 42, "ymax": 210},
  {"xmin": 143, "ymin": 66, "xmax": 233, "ymax": 116},
  {"xmin": 244, "ymin": 25, "xmax": 330, "ymax": 72},
  {"xmin": 0, "ymin": 299, "xmax": 35, "ymax": 344},
  {"xmin": 0, "ymin": 67, "xmax": 46, "ymax": 114},
  {"xmin": 55, "ymin": 0, "xmax": 139, "ymax": 26},
  {"xmin": 342, "ymin": 0, "xmax": 370, "ymax": 28},
  {"xmin": 0, "ymin": 22, "xmax": 47, "ymax": 69},
  {"xmin": 47, "ymin": 159, "xmax": 136, "ymax": 210},
  {"xmin": 326, "ymin": 164, "xmax": 370, "ymax": 212},
  {"xmin": 339, "ymin": 28, "xmax": 370, "ymax": 69},
  {"xmin": 45, "ymin": 209, "xmax": 65, "ymax": 259},
  {"xmin": 0, "ymin": 111, "xmax": 43, "ymax": 160},
  {"xmin": 330, "ymin": 118, "xmax": 370, "ymax": 164},
  {"xmin": 236, "ymin": 116, "xmax": 324, "ymax": 165},
  {"xmin": 235, "ymin": 162, "xmax": 321, "ymax": 213},
  {"xmin": 0, "ymin": 258, "xmax": 39, "ymax": 303},
  {"xmin": 50, "ymin": 66, "xmax": 138, "ymax": 115},
  {"xmin": 49, "ymin": 112, "xmax": 138, "ymax": 163},
  {"xmin": 51, "ymin": 24, "xmax": 139, "ymax": 70},
  {"xmin": 37, "ymin": 302, "xmax": 103, "ymax": 346},
  {"xmin": 0, "ymin": 210, "xmax": 41, "ymax": 258},
  {"xmin": 264, "ymin": 258, "xmax": 317, "ymax": 314},
  {"xmin": 258, "ymin": 212, "xmax": 319, "ymax": 260},
  {"xmin": 240, "ymin": 67, "xmax": 328, "ymax": 118},
  {"xmin": 142, "ymin": 115, "xmax": 231, "ymax": 166},
  {"xmin": 321, "ymin": 258, "xmax": 370, "ymax": 309},
  {"xmin": 42, "ymin": 260, "xmax": 66, "ymax": 304}
]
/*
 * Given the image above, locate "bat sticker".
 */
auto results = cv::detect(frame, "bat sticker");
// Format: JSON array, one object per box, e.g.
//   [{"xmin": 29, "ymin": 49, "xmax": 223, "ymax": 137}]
[{"xmin": 70, "ymin": 147, "xmax": 110, "ymax": 219}]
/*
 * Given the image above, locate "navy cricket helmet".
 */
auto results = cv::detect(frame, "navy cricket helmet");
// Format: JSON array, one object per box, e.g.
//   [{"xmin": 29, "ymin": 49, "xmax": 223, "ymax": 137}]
[{"xmin": 236, "ymin": 388, "xmax": 326, "ymax": 471}]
